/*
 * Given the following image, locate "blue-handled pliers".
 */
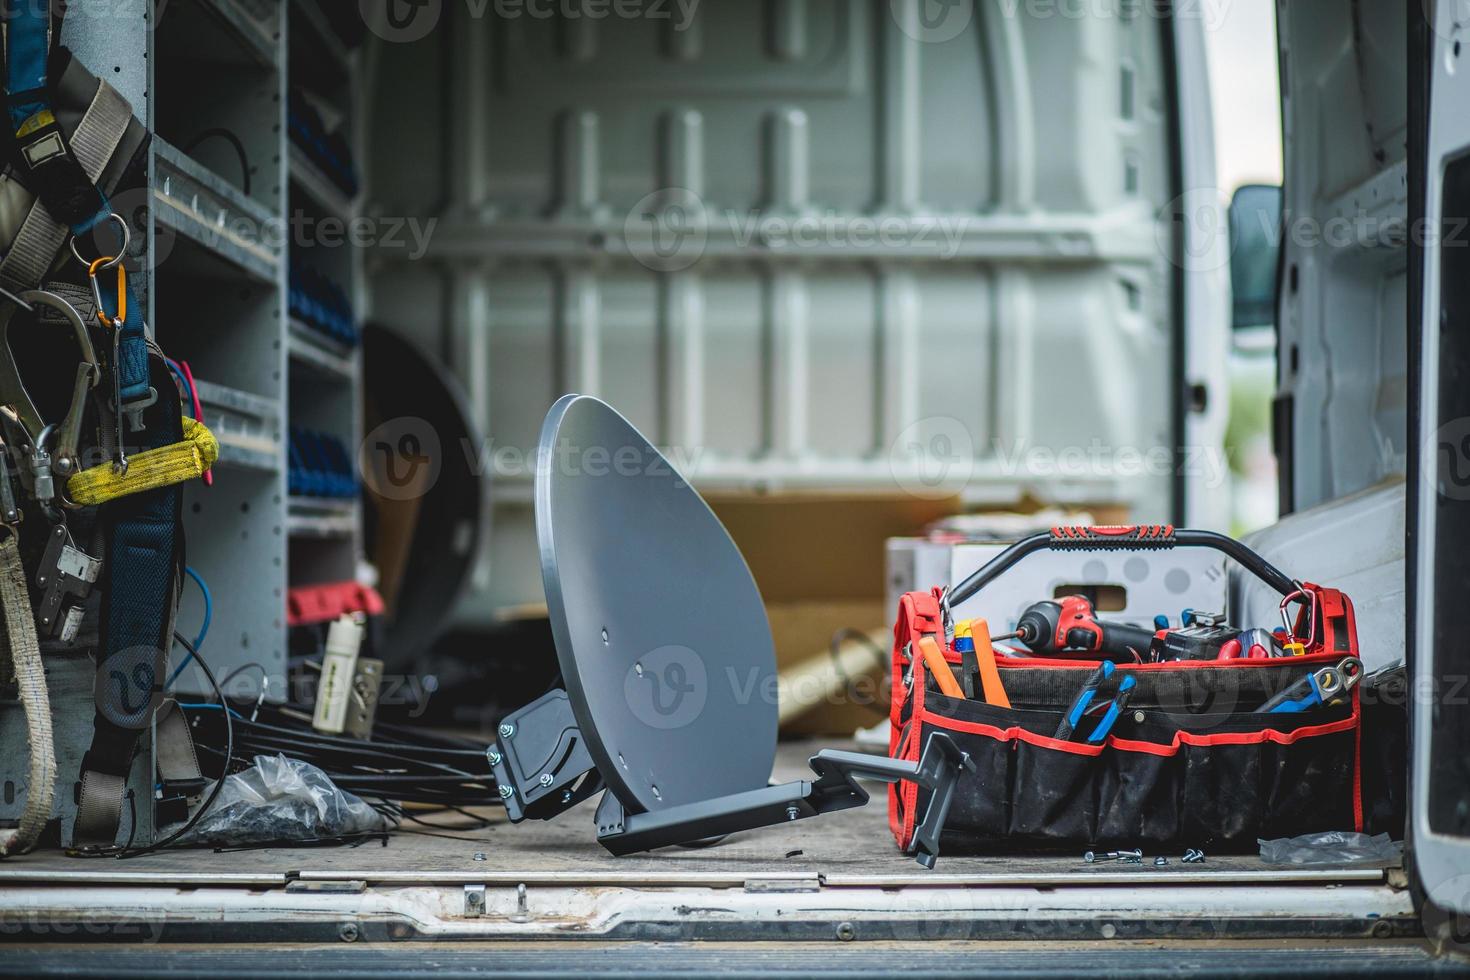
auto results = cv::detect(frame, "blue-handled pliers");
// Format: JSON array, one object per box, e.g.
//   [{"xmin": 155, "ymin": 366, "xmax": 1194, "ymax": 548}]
[
  {"xmin": 1086, "ymin": 674, "xmax": 1138, "ymax": 743},
  {"xmin": 1053, "ymin": 661, "xmax": 1115, "ymax": 741},
  {"xmin": 1257, "ymin": 656, "xmax": 1363, "ymax": 713}
]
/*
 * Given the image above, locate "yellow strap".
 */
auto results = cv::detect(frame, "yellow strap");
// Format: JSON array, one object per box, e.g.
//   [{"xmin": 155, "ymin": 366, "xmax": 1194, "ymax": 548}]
[
  {"xmin": 66, "ymin": 417, "xmax": 219, "ymax": 507},
  {"xmin": 15, "ymin": 109, "xmax": 55, "ymax": 139}
]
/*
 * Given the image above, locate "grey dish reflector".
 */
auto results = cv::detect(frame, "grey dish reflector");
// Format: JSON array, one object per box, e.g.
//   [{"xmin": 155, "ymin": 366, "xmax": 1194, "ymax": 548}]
[{"xmin": 534, "ymin": 394, "xmax": 778, "ymax": 814}]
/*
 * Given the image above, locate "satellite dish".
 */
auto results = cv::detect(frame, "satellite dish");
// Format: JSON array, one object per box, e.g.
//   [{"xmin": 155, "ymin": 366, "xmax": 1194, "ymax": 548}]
[
  {"xmin": 488, "ymin": 395, "xmax": 972, "ymax": 867},
  {"xmin": 535, "ymin": 393, "xmax": 777, "ymax": 812}
]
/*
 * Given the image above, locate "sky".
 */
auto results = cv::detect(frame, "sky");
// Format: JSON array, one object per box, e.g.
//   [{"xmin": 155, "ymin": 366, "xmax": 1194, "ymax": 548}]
[{"xmin": 1203, "ymin": 0, "xmax": 1283, "ymax": 194}]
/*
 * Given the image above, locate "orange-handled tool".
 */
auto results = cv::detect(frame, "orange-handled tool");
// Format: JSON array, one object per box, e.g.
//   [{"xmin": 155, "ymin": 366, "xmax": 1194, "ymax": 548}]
[
  {"xmin": 916, "ymin": 636, "xmax": 965, "ymax": 699},
  {"xmin": 968, "ymin": 619, "xmax": 1011, "ymax": 708}
]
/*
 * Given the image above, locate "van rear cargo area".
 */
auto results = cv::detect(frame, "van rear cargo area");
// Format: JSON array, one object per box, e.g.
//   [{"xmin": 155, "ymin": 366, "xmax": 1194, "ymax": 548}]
[
  {"xmin": 2, "ymin": 3, "xmax": 1459, "ymax": 975},
  {"xmin": 0, "ymin": 740, "xmax": 1417, "ymax": 948}
]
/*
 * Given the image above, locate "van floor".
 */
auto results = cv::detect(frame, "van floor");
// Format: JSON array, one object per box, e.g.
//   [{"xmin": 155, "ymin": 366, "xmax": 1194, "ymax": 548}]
[{"xmin": 3, "ymin": 740, "xmax": 1398, "ymax": 884}]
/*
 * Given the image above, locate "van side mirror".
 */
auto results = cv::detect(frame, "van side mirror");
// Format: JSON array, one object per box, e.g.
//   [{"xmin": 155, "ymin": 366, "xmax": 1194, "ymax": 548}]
[{"xmin": 1228, "ymin": 184, "xmax": 1282, "ymax": 332}]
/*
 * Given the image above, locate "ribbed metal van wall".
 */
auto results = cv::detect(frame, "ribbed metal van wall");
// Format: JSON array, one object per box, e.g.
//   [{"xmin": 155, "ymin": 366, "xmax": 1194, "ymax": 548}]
[{"xmin": 365, "ymin": 0, "xmax": 1181, "ymax": 613}]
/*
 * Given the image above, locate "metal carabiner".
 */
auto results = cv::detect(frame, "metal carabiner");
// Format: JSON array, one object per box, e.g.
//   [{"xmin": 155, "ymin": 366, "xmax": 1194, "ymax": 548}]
[
  {"xmin": 939, "ymin": 587, "xmax": 955, "ymax": 644},
  {"xmin": 82, "ymin": 250, "xmax": 153, "ymax": 473},
  {"xmin": 87, "ymin": 256, "xmax": 126, "ymax": 328},
  {"xmin": 1279, "ymin": 587, "xmax": 1317, "ymax": 648},
  {"xmin": 0, "ymin": 289, "xmax": 101, "ymax": 504}
]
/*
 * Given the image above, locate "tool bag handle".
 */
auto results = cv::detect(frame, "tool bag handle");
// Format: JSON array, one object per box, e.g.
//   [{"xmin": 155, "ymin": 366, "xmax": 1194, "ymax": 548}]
[{"xmin": 948, "ymin": 525, "xmax": 1300, "ymax": 606}]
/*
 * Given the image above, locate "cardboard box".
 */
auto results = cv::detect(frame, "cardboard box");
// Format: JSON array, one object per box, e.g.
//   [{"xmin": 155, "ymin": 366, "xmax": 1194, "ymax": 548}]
[{"xmin": 709, "ymin": 494, "xmax": 958, "ymax": 735}]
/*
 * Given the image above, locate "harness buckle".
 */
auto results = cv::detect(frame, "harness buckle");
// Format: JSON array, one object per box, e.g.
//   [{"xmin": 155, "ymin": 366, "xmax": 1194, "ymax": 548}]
[
  {"xmin": 34, "ymin": 515, "xmax": 102, "ymax": 641},
  {"xmin": 30, "ymin": 424, "xmax": 57, "ymax": 505},
  {"xmin": 120, "ymin": 386, "xmax": 158, "ymax": 433},
  {"xmin": 0, "ymin": 290, "xmax": 100, "ymax": 506},
  {"xmin": 0, "ymin": 434, "xmax": 21, "ymax": 531}
]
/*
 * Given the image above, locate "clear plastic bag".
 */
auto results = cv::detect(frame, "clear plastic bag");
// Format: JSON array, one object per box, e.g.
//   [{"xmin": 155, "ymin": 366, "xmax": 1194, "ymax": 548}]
[
  {"xmin": 1257, "ymin": 831, "xmax": 1401, "ymax": 866},
  {"xmin": 178, "ymin": 754, "xmax": 392, "ymax": 847}
]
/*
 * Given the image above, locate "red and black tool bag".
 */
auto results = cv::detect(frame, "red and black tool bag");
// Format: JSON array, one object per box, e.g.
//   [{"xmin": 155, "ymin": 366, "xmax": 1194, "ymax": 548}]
[{"xmin": 888, "ymin": 528, "xmax": 1368, "ymax": 853}]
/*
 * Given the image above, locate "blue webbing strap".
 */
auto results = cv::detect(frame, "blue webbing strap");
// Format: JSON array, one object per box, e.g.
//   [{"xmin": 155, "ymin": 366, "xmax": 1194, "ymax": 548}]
[
  {"xmin": 2, "ymin": 2, "xmax": 109, "ymax": 233},
  {"xmin": 75, "ymin": 353, "xmax": 184, "ymax": 844},
  {"xmin": 95, "ymin": 358, "xmax": 180, "ymax": 730},
  {"xmin": 95, "ymin": 272, "xmax": 150, "ymax": 406},
  {"xmin": 2, "ymin": 0, "xmax": 50, "ymax": 131}
]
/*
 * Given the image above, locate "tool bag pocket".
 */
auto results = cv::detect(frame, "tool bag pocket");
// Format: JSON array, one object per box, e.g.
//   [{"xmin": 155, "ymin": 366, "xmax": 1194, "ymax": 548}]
[{"xmin": 888, "ymin": 591, "xmax": 1364, "ymax": 853}]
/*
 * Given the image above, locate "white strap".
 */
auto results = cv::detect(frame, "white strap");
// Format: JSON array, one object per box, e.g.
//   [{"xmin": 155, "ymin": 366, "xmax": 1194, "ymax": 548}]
[
  {"xmin": 0, "ymin": 78, "xmax": 134, "ymax": 290},
  {"xmin": 0, "ymin": 532, "xmax": 55, "ymax": 857}
]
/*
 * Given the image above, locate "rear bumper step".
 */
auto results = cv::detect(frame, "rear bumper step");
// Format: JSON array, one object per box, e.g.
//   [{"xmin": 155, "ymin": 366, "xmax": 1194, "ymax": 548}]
[{"xmin": 0, "ymin": 875, "xmax": 1416, "ymax": 944}]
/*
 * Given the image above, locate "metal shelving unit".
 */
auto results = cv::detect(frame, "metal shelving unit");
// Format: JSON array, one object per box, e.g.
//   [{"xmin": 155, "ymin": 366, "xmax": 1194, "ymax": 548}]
[
  {"xmin": 194, "ymin": 380, "xmax": 284, "ymax": 473},
  {"xmin": 288, "ymin": 317, "xmax": 356, "ymax": 379},
  {"xmin": 0, "ymin": 0, "xmax": 362, "ymax": 849},
  {"xmin": 153, "ymin": 137, "xmax": 282, "ymax": 283},
  {"xmin": 193, "ymin": 0, "xmax": 281, "ymax": 69},
  {"xmin": 287, "ymin": 142, "xmax": 355, "ymax": 221},
  {"xmin": 290, "ymin": 0, "xmax": 352, "ymax": 73},
  {"xmin": 287, "ymin": 496, "xmax": 359, "ymax": 539},
  {"xmin": 146, "ymin": 0, "xmax": 288, "ymax": 701},
  {"xmin": 285, "ymin": 0, "xmax": 365, "ymax": 591},
  {"xmin": 140, "ymin": 0, "xmax": 364, "ymax": 700}
]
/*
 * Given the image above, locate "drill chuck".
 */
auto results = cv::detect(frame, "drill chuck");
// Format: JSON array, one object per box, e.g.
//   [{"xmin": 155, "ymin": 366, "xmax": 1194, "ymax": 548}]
[{"xmin": 1013, "ymin": 603, "xmax": 1057, "ymax": 649}]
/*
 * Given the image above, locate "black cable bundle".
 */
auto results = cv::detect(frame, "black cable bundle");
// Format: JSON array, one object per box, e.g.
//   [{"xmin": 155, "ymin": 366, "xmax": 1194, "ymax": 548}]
[
  {"xmin": 216, "ymin": 705, "xmax": 501, "ymax": 810},
  {"xmin": 171, "ymin": 633, "xmax": 504, "ymax": 842},
  {"xmin": 84, "ymin": 618, "xmax": 502, "ymax": 855}
]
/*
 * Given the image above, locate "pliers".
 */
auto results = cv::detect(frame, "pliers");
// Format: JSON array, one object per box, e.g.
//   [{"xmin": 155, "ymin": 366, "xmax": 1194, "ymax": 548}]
[
  {"xmin": 1257, "ymin": 656, "xmax": 1364, "ymax": 713},
  {"xmin": 1085, "ymin": 675, "xmax": 1137, "ymax": 743},
  {"xmin": 1054, "ymin": 663, "xmax": 1138, "ymax": 743},
  {"xmin": 1053, "ymin": 661, "xmax": 1113, "ymax": 740}
]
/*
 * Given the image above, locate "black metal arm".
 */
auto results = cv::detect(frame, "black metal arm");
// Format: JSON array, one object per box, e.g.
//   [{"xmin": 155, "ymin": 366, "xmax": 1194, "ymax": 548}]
[
  {"xmin": 949, "ymin": 525, "xmax": 1300, "ymax": 606},
  {"xmin": 490, "ymin": 689, "xmax": 975, "ymax": 869},
  {"xmin": 595, "ymin": 733, "xmax": 974, "ymax": 869}
]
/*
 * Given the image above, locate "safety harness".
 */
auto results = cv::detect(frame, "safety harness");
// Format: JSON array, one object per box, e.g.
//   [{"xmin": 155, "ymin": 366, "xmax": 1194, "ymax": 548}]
[{"xmin": 0, "ymin": 2, "xmax": 214, "ymax": 851}]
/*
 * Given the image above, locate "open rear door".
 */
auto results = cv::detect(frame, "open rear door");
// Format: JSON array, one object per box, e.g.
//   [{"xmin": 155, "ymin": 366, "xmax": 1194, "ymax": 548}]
[{"xmin": 1412, "ymin": 0, "xmax": 1470, "ymax": 929}]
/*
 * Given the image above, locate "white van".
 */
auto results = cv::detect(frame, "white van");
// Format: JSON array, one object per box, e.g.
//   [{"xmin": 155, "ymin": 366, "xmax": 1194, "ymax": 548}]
[{"xmin": 1, "ymin": 1, "xmax": 1464, "ymax": 974}]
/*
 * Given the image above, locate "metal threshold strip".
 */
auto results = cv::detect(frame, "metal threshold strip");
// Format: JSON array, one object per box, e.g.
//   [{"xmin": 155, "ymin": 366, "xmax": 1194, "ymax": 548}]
[
  {"xmin": 0, "ymin": 863, "xmax": 1412, "ymax": 945},
  {"xmin": 0, "ymin": 880, "xmax": 1416, "ymax": 945},
  {"xmin": 0, "ymin": 866, "xmax": 1388, "ymax": 889}
]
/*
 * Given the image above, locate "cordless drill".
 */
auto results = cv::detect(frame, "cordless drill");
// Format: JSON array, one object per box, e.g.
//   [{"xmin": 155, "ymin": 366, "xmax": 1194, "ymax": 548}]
[{"xmin": 996, "ymin": 596, "xmax": 1160, "ymax": 661}]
